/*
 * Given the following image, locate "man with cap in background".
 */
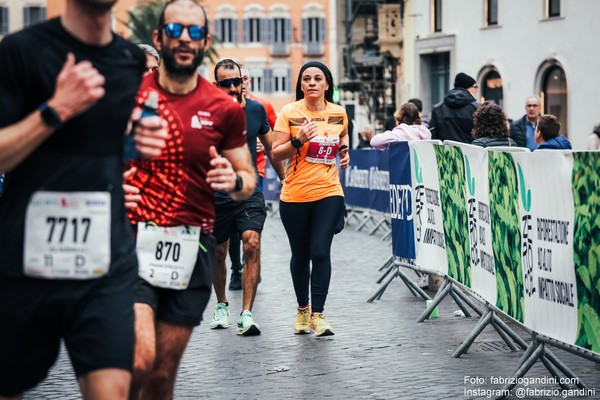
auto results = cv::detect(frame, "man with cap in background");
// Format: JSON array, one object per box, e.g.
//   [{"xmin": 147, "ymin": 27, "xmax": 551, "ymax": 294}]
[{"xmin": 429, "ymin": 72, "xmax": 480, "ymax": 143}]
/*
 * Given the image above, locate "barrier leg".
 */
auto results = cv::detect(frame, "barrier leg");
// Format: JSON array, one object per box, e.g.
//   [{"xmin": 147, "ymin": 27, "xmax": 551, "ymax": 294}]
[
  {"xmin": 378, "ymin": 255, "xmax": 394, "ymax": 272},
  {"xmin": 376, "ymin": 262, "xmax": 396, "ymax": 284},
  {"xmin": 381, "ymin": 230, "xmax": 392, "ymax": 242},
  {"xmin": 375, "ymin": 267, "xmax": 398, "ymax": 301},
  {"xmin": 497, "ymin": 340, "xmax": 544, "ymax": 399},
  {"xmin": 452, "ymin": 309, "xmax": 493, "ymax": 358},
  {"xmin": 368, "ymin": 217, "xmax": 389, "ymax": 236},
  {"xmin": 397, "ymin": 269, "xmax": 431, "ymax": 300},
  {"xmin": 492, "ymin": 314, "xmax": 528, "ymax": 350},
  {"xmin": 451, "ymin": 287, "xmax": 483, "ymax": 316},
  {"xmin": 416, "ymin": 278, "xmax": 451, "ymax": 322},
  {"xmin": 539, "ymin": 356, "xmax": 572, "ymax": 390},
  {"xmin": 367, "ymin": 267, "xmax": 398, "ymax": 303},
  {"xmin": 491, "ymin": 317, "xmax": 518, "ymax": 351},
  {"xmin": 542, "ymin": 350, "xmax": 588, "ymax": 389},
  {"xmin": 398, "ymin": 272, "xmax": 420, "ymax": 298},
  {"xmin": 356, "ymin": 214, "xmax": 374, "ymax": 232},
  {"xmin": 449, "ymin": 289, "xmax": 472, "ymax": 318}
]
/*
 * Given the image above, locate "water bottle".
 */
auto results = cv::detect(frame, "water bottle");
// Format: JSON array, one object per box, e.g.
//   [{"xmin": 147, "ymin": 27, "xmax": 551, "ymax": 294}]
[{"xmin": 124, "ymin": 91, "xmax": 160, "ymax": 162}]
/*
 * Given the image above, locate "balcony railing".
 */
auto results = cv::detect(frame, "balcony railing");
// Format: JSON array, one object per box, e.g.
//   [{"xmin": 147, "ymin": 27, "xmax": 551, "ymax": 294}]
[
  {"xmin": 271, "ymin": 42, "xmax": 289, "ymax": 56},
  {"xmin": 305, "ymin": 42, "xmax": 324, "ymax": 56}
]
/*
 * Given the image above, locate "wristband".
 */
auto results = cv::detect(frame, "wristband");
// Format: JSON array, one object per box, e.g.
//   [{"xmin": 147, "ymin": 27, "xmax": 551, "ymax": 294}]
[
  {"xmin": 339, "ymin": 145, "xmax": 349, "ymax": 153},
  {"xmin": 39, "ymin": 102, "xmax": 63, "ymax": 130},
  {"xmin": 231, "ymin": 175, "xmax": 243, "ymax": 193}
]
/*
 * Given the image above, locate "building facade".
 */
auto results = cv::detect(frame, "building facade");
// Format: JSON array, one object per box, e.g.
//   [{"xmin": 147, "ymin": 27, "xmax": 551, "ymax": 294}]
[
  {"xmin": 401, "ymin": 0, "xmax": 600, "ymax": 149},
  {"xmin": 204, "ymin": 0, "xmax": 337, "ymax": 112},
  {"xmin": 0, "ymin": 0, "xmax": 47, "ymax": 39}
]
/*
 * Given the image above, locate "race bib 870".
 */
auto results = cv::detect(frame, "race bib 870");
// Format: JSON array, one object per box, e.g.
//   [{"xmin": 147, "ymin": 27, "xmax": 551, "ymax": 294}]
[{"xmin": 136, "ymin": 223, "xmax": 200, "ymax": 290}]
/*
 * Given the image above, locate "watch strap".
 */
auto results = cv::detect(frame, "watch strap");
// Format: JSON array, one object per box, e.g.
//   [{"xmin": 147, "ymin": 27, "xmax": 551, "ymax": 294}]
[
  {"xmin": 231, "ymin": 174, "xmax": 243, "ymax": 193},
  {"xmin": 39, "ymin": 102, "xmax": 63, "ymax": 129},
  {"xmin": 291, "ymin": 137, "xmax": 303, "ymax": 149}
]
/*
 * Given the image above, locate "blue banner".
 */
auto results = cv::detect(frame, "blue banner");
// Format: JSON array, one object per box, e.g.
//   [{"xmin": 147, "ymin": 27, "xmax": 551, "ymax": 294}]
[
  {"xmin": 340, "ymin": 149, "xmax": 390, "ymax": 213},
  {"xmin": 389, "ymin": 142, "xmax": 415, "ymax": 259}
]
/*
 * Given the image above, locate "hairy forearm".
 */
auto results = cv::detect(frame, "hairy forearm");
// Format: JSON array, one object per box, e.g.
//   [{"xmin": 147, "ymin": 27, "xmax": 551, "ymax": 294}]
[{"xmin": 0, "ymin": 110, "xmax": 54, "ymax": 171}]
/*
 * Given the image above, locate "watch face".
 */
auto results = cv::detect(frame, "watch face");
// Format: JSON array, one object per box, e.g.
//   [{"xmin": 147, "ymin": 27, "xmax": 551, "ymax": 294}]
[{"xmin": 291, "ymin": 138, "xmax": 303, "ymax": 148}]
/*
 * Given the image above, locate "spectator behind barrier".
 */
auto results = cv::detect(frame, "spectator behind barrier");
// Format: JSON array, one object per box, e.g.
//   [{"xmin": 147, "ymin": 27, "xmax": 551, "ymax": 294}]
[
  {"xmin": 429, "ymin": 72, "xmax": 480, "ymax": 143},
  {"xmin": 371, "ymin": 102, "xmax": 431, "ymax": 151},
  {"xmin": 510, "ymin": 95, "xmax": 541, "ymax": 150},
  {"xmin": 471, "ymin": 102, "xmax": 517, "ymax": 148},
  {"xmin": 588, "ymin": 123, "xmax": 600, "ymax": 150},
  {"xmin": 357, "ymin": 125, "xmax": 374, "ymax": 148},
  {"xmin": 535, "ymin": 114, "xmax": 572, "ymax": 150}
]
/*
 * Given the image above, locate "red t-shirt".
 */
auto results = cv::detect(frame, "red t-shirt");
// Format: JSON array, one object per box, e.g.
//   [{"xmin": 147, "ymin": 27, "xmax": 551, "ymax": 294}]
[
  {"xmin": 126, "ymin": 72, "xmax": 247, "ymax": 233},
  {"xmin": 248, "ymin": 94, "xmax": 276, "ymax": 177}
]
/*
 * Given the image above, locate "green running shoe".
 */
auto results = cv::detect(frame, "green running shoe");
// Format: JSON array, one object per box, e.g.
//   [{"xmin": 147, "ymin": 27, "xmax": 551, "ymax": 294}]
[
  {"xmin": 237, "ymin": 311, "xmax": 261, "ymax": 336},
  {"xmin": 209, "ymin": 303, "xmax": 230, "ymax": 329}
]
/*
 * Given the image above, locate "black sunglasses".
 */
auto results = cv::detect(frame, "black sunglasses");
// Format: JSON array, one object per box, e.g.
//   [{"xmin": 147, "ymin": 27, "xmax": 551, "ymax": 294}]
[
  {"xmin": 216, "ymin": 77, "xmax": 243, "ymax": 88},
  {"xmin": 162, "ymin": 23, "xmax": 207, "ymax": 41}
]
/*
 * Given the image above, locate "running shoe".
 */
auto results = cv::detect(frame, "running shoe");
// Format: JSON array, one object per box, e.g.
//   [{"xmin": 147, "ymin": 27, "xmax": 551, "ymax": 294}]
[
  {"xmin": 237, "ymin": 311, "xmax": 261, "ymax": 336},
  {"xmin": 229, "ymin": 269, "xmax": 243, "ymax": 290},
  {"xmin": 209, "ymin": 303, "xmax": 230, "ymax": 329},
  {"xmin": 309, "ymin": 313, "xmax": 334, "ymax": 337},
  {"xmin": 294, "ymin": 306, "xmax": 311, "ymax": 334}
]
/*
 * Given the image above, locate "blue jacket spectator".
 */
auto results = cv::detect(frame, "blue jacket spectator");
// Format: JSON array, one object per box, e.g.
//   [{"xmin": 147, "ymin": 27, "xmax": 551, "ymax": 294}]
[{"xmin": 534, "ymin": 114, "xmax": 572, "ymax": 150}]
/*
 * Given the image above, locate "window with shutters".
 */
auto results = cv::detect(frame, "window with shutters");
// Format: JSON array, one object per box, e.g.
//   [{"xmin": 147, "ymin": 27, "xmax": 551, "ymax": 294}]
[
  {"xmin": 248, "ymin": 18, "xmax": 261, "ymax": 42},
  {"xmin": 0, "ymin": 7, "xmax": 8, "ymax": 35},
  {"xmin": 268, "ymin": 5, "xmax": 291, "ymax": 55},
  {"xmin": 302, "ymin": 4, "xmax": 325, "ymax": 55},
  {"xmin": 215, "ymin": 5, "xmax": 238, "ymax": 44},
  {"xmin": 216, "ymin": 18, "xmax": 237, "ymax": 43},
  {"xmin": 272, "ymin": 67, "xmax": 291, "ymax": 94},
  {"xmin": 243, "ymin": 4, "xmax": 266, "ymax": 44},
  {"xmin": 24, "ymin": 6, "xmax": 46, "ymax": 28}
]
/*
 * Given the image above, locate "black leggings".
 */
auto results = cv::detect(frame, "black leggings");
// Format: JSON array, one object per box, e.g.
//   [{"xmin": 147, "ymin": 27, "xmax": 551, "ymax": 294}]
[{"xmin": 279, "ymin": 196, "xmax": 344, "ymax": 313}]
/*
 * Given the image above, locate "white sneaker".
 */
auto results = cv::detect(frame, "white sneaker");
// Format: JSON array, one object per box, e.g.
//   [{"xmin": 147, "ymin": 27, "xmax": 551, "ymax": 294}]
[{"xmin": 209, "ymin": 303, "xmax": 230, "ymax": 329}]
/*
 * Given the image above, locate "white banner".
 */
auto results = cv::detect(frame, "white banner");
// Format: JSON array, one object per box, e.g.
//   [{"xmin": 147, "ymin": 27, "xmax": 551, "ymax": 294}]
[
  {"xmin": 513, "ymin": 151, "xmax": 577, "ymax": 344},
  {"xmin": 410, "ymin": 141, "xmax": 448, "ymax": 276}
]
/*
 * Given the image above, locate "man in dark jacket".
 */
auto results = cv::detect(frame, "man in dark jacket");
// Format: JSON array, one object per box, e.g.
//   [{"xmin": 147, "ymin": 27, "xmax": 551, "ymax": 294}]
[
  {"xmin": 429, "ymin": 72, "xmax": 480, "ymax": 143},
  {"xmin": 535, "ymin": 114, "xmax": 572, "ymax": 150},
  {"xmin": 510, "ymin": 96, "xmax": 540, "ymax": 150}
]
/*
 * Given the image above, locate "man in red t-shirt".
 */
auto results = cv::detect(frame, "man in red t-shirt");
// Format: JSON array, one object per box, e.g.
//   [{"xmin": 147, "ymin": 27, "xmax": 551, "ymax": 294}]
[{"xmin": 125, "ymin": 1, "xmax": 255, "ymax": 398}]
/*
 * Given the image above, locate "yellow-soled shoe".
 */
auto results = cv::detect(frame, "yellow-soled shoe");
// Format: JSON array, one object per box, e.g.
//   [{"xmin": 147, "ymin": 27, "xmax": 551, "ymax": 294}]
[
  {"xmin": 294, "ymin": 306, "xmax": 311, "ymax": 334},
  {"xmin": 308, "ymin": 312, "xmax": 334, "ymax": 337}
]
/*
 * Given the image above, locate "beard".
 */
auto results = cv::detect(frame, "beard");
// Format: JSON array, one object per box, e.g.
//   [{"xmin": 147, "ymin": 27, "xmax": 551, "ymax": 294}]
[
  {"xmin": 161, "ymin": 44, "xmax": 204, "ymax": 79},
  {"xmin": 228, "ymin": 89, "xmax": 242, "ymax": 103},
  {"xmin": 75, "ymin": 0, "xmax": 117, "ymax": 12}
]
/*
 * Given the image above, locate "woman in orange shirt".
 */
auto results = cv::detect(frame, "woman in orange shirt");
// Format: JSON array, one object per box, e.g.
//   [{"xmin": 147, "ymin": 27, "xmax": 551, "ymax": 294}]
[{"xmin": 272, "ymin": 61, "xmax": 350, "ymax": 337}]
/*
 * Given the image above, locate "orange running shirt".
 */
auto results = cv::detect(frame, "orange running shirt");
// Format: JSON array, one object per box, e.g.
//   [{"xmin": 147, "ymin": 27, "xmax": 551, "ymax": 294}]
[{"xmin": 275, "ymin": 100, "xmax": 348, "ymax": 203}]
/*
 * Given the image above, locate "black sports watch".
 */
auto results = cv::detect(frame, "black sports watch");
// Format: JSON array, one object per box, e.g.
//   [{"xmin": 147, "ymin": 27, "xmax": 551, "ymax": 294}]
[
  {"xmin": 291, "ymin": 137, "xmax": 303, "ymax": 149},
  {"xmin": 39, "ymin": 102, "xmax": 63, "ymax": 129},
  {"xmin": 231, "ymin": 174, "xmax": 243, "ymax": 193}
]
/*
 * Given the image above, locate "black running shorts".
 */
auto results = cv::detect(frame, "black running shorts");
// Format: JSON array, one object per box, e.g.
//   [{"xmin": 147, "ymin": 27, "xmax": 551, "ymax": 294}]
[
  {"xmin": 0, "ymin": 257, "xmax": 138, "ymax": 397},
  {"xmin": 213, "ymin": 192, "xmax": 267, "ymax": 244},
  {"xmin": 135, "ymin": 234, "xmax": 216, "ymax": 327}
]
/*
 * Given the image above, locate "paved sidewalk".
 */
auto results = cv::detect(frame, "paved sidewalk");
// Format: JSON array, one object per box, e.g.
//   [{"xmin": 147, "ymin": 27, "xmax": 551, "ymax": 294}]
[{"xmin": 27, "ymin": 212, "xmax": 599, "ymax": 399}]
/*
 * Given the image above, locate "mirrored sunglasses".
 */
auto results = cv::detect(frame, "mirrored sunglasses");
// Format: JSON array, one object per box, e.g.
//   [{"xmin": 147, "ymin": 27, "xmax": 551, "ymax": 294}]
[{"xmin": 163, "ymin": 23, "xmax": 207, "ymax": 41}]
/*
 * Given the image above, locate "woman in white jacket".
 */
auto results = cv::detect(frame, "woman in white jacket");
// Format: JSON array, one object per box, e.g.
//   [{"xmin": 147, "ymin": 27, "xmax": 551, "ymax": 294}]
[{"xmin": 371, "ymin": 102, "xmax": 432, "ymax": 151}]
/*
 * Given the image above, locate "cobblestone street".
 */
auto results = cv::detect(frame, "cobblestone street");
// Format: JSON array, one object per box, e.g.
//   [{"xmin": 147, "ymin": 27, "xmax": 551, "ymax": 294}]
[{"xmin": 27, "ymin": 212, "xmax": 600, "ymax": 399}]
